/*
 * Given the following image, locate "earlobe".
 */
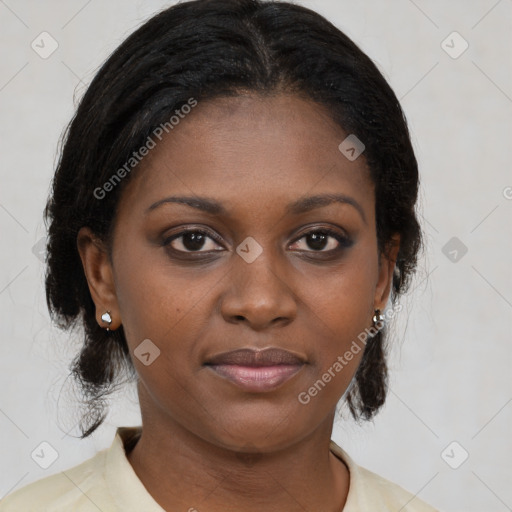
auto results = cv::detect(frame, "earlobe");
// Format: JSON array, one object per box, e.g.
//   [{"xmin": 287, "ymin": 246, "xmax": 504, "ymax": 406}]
[
  {"xmin": 374, "ymin": 234, "xmax": 400, "ymax": 311},
  {"xmin": 76, "ymin": 227, "xmax": 121, "ymax": 330}
]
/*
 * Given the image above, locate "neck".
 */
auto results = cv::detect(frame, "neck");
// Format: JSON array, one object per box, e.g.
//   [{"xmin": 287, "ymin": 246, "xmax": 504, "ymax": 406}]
[{"xmin": 126, "ymin": 405, "xmax": 349, "ymax": 512}]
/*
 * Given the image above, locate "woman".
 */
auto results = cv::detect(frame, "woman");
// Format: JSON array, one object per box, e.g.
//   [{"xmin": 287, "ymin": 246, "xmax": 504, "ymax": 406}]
[{"xmin": 0, "ymin": 0, "xmax": 438, "ymax": 510}]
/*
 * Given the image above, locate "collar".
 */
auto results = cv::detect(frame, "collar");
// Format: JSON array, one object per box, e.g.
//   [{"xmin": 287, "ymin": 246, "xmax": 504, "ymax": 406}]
[{"xmin": 107, "ymin": 426, "xmax": 362, "ymax": 511}]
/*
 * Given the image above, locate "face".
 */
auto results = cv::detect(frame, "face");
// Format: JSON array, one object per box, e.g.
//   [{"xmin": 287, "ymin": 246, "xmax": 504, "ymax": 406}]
[{"xmin": 79, "ymin": 93, "xmax": 398, "ymax": 453}]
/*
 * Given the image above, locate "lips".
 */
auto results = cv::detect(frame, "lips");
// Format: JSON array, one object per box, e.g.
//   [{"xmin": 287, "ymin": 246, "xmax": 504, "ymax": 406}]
[
  {"xmin": 204, "ymin": 348, "xmax": 306, "ymax": 392},
  {"xmin": 205, "ymin": 348, "xmax": 305, "ymax": 366}
]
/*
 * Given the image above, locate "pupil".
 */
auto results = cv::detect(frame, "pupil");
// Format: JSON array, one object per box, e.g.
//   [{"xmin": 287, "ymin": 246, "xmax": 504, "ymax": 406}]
[
  {"xmin": 308, "ymin": 232, "xmax": 327, "ymax": 250},
  {"xmin": 180, "ymin": 232, "xmax": 330, "ymax": 252},
  {"xmin": 183, "ymin": 232, "xmax": 205, "ymax": 251}
]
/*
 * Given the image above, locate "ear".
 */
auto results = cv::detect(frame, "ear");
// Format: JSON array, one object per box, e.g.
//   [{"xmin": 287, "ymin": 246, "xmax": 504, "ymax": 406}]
[
  {"xmin": 374, "ymin": 234, "xmax": 401, "ymax": 311},
  {"xmin": 77, "ymin": 227, "xmax": 121, "ymax": 330}
]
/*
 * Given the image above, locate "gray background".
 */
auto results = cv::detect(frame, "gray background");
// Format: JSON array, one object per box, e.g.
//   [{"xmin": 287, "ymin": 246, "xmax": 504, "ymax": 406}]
[{"xmin": 1, "ymin": 1, "xmax": 511, "ymax": 511}]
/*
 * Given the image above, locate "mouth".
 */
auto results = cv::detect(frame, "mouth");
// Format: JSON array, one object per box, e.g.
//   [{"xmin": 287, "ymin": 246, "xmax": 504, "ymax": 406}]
[{"xmin": 204, "ymin": 347, "xmax": 306, "ymax": 393}]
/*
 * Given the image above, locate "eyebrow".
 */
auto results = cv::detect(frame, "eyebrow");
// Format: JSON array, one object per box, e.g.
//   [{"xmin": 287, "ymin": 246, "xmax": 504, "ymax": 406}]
[
  {"xmin": 287, "ymin": 193, "xmax": 367, "ymax": 224},
  {"xmin": 146, "ymin": 193, "xmax": 367, "ymax": 224}
]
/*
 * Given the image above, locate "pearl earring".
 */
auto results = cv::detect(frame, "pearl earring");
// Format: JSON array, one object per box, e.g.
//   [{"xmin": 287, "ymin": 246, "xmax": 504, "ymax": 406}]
[
  {"xmin": 372, "ymin": 309, "xmax": 385, "ymax": 330},
  {"xmin": 101, "ymin": 311, "xmax": 112, "ymax": 331}
]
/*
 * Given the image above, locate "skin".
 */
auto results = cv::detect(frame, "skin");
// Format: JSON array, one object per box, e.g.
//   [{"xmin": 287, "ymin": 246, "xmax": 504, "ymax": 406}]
[{"xmin": 78, "ymin": 93, "xmax": 400, "ymax": 512}]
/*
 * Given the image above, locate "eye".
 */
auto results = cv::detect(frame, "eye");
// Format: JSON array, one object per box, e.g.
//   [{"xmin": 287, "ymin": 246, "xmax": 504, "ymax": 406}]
[
  {"xmin": 290, "ymin": 228, "xmax": 353, "ymax": 253},
  {"xmin": 163, "ymin": 229, "xmax": 224, "ymax": 253}
]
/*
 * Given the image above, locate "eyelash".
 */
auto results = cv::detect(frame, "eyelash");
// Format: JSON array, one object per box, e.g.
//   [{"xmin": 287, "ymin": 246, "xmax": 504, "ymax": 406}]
[{"xmin": 162, "ymin": 226, "xmax": 353, "ymax": 256}]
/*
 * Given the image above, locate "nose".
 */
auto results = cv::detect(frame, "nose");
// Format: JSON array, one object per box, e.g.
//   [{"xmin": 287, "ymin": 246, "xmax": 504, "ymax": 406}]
[{"xmin": 220, "ymin": 248, "xmax": 297, "ymax": 331}]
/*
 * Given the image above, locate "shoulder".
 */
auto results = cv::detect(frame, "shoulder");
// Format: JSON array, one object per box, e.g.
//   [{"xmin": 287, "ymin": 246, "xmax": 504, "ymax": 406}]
[
  {"xmin": 330, "ymin": 441, "xmax": 440, "ymax": 512},
  {"xmin": 0, "ymin": 448, "xmax": 114, "ymax": 512},
  {"xmin": 352, "ymin": 464, "xmax": 439, "ymax": 511}
]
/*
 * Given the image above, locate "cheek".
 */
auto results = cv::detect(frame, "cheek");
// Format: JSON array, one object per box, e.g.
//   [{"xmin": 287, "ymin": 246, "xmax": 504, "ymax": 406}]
[
  {"xmin": 112, "ymin": 241, "xmax": 222, "ymax": 371},
  {"xmin": 112, "ymin": 230, "xmax": 178, "ymax": 324},
  {"xmin": 307, "ymin": 251, "xmax": 377, "ymax": 332},
  {"xmin": 303, "ymin": 251, "xmax": 377, "ymax": 380},
  {"xmin": 113, "ymin": 258, "xmax": 209, "ymax": 413}
]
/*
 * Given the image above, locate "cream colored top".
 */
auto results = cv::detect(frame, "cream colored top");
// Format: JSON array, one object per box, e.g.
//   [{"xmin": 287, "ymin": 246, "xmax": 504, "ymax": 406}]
[{"xmin": 0, "ymin": 426, "xmax": 439, "ymax": 511}]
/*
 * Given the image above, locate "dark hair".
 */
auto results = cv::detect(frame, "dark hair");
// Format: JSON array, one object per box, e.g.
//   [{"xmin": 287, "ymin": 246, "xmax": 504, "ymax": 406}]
[{"xmin": 44, "ymin": 0, "xmax": 423, "ymax": 438}]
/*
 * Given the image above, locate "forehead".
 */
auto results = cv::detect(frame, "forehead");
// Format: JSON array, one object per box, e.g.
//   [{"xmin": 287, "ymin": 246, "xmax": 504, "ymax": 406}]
[{"xmin": 117, "ymin": 93, "xmax": 374, "ymax": 220}]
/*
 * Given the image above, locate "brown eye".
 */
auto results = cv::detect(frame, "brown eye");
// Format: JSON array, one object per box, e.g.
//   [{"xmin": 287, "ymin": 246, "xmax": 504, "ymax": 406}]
[
  {"xmin": 164, "ymin": 230, "xmax": 224, "ymax": 253},
  {"xmin": 290, "ymin": 228, "xmax": 353, "ymax": 252}
]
